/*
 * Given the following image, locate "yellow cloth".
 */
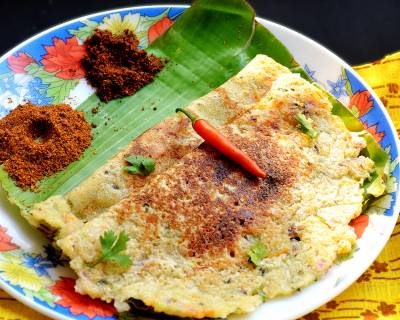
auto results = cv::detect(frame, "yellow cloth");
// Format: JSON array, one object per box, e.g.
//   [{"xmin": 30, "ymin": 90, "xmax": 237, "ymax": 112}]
[
  {"xmin": 0, "ymin": 290, "xmax": 49, "ymax": 319},
  {"xmin": 0, "ymin": 53, "xmax": 399, "ymax": 320}
]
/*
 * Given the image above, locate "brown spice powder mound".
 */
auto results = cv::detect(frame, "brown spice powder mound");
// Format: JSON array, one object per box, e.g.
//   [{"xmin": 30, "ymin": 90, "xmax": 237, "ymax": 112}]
[
  {"xmin": 0, "ymin": 103, "xmax": 92, "ymax": 190},
  {"xmin": 81, "ymin": 29, "xmax": 164, "ymax": 102}
]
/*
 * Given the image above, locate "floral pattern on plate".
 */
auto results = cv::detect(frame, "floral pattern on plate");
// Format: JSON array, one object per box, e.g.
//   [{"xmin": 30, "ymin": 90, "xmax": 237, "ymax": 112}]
[
  {"xmin": 0, "ymin": 8, "xmax": 179, "ymax": 113},
  {"xmin": 0, "ymin": 5, "xmax": 398, "ymax": 320},
  {"xmin": 0, "ymin": 226, "xmax": 117, "ymax": 319}
]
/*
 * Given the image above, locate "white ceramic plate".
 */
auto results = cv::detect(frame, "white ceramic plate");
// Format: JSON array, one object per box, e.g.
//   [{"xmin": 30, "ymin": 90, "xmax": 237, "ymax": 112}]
[{"xmin": 0, "ymin": 5, "xmax": 398, "ymax": 320}]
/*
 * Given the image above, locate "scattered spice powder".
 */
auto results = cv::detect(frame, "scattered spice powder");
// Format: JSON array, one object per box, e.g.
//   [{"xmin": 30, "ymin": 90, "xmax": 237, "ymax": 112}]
[
  {"xmin": 91, "ymin": 106, "xmax": 99, "ymax": 114},
  {"xmin": 81, "ymin": 29, "xmax": 165, "ymax": 102},
  {"xmin": 0, "ymin": 103, "xmax": 92, "ymax": 190}
]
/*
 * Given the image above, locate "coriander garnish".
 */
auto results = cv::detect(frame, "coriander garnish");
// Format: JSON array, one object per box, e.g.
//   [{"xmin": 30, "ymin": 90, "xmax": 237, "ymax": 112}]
[
  {"xmin": 124, "ymin": 155, "xmax": 155, "ymax": 176},
  {"xmin": 91, "ymin": 230, "xmax": 132, "ymax": 268},
  {"xmin": 295, "ymin": 113, "xmax": 318, "ymax": 138},
  {"xmin": 247, "ymin": 242, "xmax": 268, "ymax": 266},
  {"xmin": 335, "ymin": 245, "xmax": 358, "ymax": 264}
]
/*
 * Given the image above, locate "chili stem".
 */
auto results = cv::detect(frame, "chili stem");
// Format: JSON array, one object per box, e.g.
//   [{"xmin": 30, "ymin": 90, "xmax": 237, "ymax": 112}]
[
  {"xmin": 175, "ymin": 109, "xmax": 266, "ymax": 179},
  {"xmin": 176, "ymin": 108, "xmax": 198, "ymax": 124}
]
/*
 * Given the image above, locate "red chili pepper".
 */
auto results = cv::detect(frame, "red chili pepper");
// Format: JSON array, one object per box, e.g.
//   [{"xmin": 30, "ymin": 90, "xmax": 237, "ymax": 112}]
[{"xmin": 176, "ymin": 108, "xmax": 266, "ymax": 178}]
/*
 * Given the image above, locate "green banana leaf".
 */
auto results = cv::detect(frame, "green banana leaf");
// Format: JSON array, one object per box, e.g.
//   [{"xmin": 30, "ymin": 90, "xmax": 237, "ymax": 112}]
[
  {"xmin": 0, "ymin": 0, "xmax": 298, "ymax": 213},
  {"xmin": 0, "ymin": 0, "xmax": 387, "ymax": 214}
]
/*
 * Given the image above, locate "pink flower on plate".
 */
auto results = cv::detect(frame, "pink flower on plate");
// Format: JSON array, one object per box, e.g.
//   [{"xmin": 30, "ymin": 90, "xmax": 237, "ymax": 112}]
[
  {"xmin": 148, "ymin": 17, "xmax": 173, "ymax": 45},
  {"xmin": 41, "ymin": 36, "xmax": 85, "ymax": 80},
  {"xmin": 0, "ymin": 226, "xmax": 18, "ymax": 251},
  {"xmin": 50, "ymin": 277, "xmax": 116, "ymax": 318},
  {"xmin": 7, "ymin": 52, "xmax": 35, "ymax": 74}
]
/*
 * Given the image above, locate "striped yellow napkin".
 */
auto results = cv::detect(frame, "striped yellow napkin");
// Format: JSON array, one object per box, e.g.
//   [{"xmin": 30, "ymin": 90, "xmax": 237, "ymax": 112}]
[{"xmin": 0, "ymin": 53, "xmax": 399, "ymax": 320}]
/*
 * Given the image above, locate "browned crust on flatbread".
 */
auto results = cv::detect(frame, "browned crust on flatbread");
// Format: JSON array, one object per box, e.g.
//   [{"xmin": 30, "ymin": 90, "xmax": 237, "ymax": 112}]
[
  {"xmin": 126, "ymin": 117, "xmax": 300, "ymax": 257},
  {"xmin": 215, "ymin": 87, "xmax": 239, "ymax": 111},
  {"xmin": 124, "ymin": 116, "xmax": 201, "ymax": 189}
]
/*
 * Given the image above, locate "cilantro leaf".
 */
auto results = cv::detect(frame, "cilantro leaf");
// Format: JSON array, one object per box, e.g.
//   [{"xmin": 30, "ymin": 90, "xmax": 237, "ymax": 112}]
[
  {"xmin": 295, "ymin": 113, "xmax": 318, "ymax": 138},
  {"xmin": 91, "ymin": 230, "xmax": 132, "ymax": 268},
  {"xmin": 124, "ymin": 155, "xmax": 155, "ymax": 176},
  {"xmin": 99, "ymin": 230, "xmax": 117, "ymax": 253},
  {"xmin": 110, "ymin": 255, "xmax": 132, "ymax": 268},
  {"xmin": 247, "ymin": 242, "xmax": 268, "ymax": 265},
  {"xmin": 259, "ymin": 289, "xmax": 267, "ymax": 302},
  {"xmin": 363, "ymin": 171, "xmax": 386, "ymax": 197},
  {"xmin": 252, "ymin": 285, "xmax": 267, "ymax": 302},
  {"xmin": 335, "ymin": 245, "xmax": 358, "ymax": 264},
  {"xmin": 111, "ymin": 230, "xmax": 129, "ymax": 252}
]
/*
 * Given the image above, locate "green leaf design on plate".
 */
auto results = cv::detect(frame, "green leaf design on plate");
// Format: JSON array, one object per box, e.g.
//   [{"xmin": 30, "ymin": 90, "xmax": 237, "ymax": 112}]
[
  {"xmin": 135, "ymin": 9, "xmax": 171, "ymax": 48},
  {"xmin": 341, "ymin": 67, "xmax": 353, "ymax": 97},
  {"xmin": 24, "ymin": 287, "xmax": 56, "ymax": 307},
  {"xmin": 349, "ymin": 105, "xmax": 360, "ymax": 118},
  {"xmin": 137, "ymin": 9, "xmax": 170, "ymax": 33},
  {"xmin": 25, "ymin": 63, "xmax": 79, "ymax": 104},
  {"xmin": 68, "ymin": 19, "xmax": 99, "ymax": 41}
]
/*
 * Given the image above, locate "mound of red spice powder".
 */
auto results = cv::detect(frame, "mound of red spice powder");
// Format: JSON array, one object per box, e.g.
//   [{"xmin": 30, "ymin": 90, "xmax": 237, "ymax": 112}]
[
  {"xmin": 0, "ymin": 103, "xmax": 92, "ymax": 190},
  {"xmin": 81, "ymin": 29, "xmax": 165, "ymax": 102}
]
